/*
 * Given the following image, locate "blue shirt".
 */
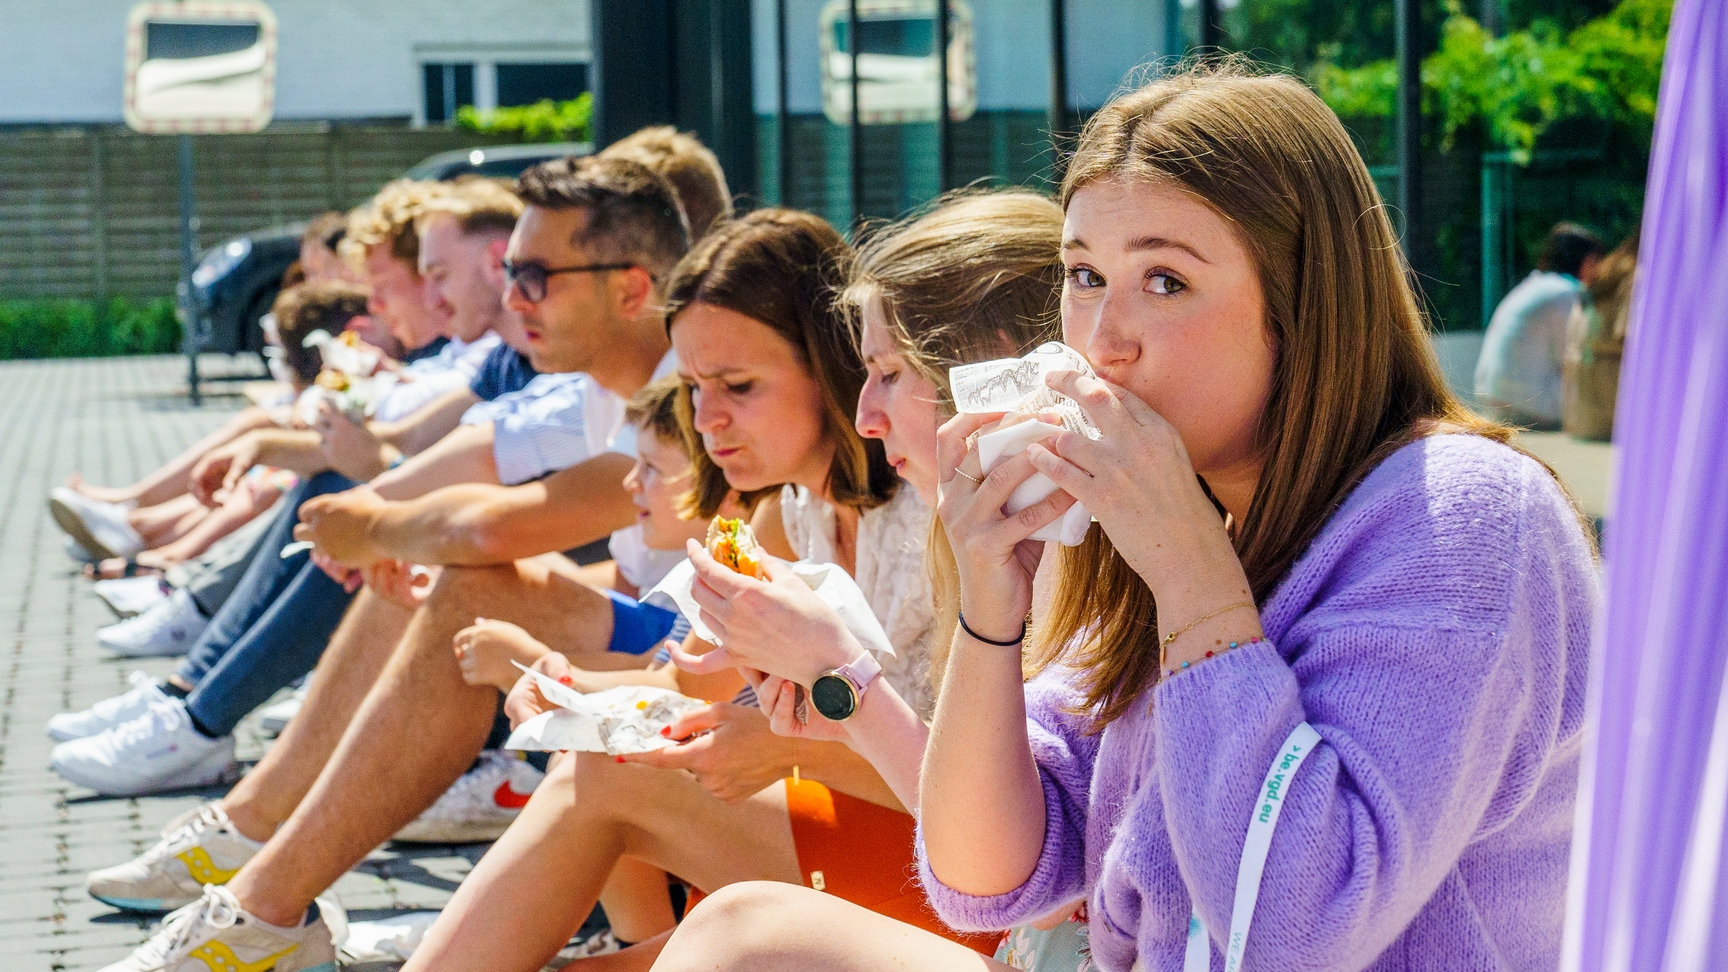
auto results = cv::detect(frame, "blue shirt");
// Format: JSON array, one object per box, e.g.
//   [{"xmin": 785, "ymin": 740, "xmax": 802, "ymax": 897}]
[
  {"xmin": 460, "ymin": 373, "xmax": 628, "ymax": 486},
  {"xmin": 470, "ymin": 344, "xmax": 539, "ymax": 402}
]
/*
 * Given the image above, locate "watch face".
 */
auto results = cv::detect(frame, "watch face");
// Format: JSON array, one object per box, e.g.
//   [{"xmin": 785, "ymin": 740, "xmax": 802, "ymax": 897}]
[{"xmin": 811, "ymin": 674, "xmax": 857, "ymax": 721}]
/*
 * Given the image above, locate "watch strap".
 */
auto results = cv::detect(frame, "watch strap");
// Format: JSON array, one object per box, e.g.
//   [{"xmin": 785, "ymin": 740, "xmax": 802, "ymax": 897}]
[{"xmin": 833, "ymin": 651, "xmax": 882, "ymax": 696}]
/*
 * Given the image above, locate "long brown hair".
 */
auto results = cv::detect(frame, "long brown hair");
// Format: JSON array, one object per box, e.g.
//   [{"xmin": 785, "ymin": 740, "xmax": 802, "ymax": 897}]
[
  {"xmin": 665, "ymin": 208, "xmax": 898, "ymax": 518},
  {"xmin": 845, "ymin": 189, "xmax": 1067, "ymax": 696},
  {"xmin": 1033, "ymin": 61, "xmax": 1517, "ymax": 726}
]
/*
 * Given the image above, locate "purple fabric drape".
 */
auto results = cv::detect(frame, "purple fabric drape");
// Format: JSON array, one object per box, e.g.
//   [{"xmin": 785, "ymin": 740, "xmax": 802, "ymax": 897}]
[{"xmin": 1562, "ymin": 1, "xmax": 1728, "ymax": 970}]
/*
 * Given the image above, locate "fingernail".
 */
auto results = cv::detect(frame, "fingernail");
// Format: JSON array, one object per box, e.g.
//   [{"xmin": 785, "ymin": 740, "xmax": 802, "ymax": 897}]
[
  {"xmin": 557, "ymin": 675, "xmax": 574, "ymax": 686},
  {"xmin": 659, "ymin": 726, "xmax": 670, "ymax": 736},
  {"xmin": 615, "ymin": 756, "xmax": 626, "ymax": 763}
]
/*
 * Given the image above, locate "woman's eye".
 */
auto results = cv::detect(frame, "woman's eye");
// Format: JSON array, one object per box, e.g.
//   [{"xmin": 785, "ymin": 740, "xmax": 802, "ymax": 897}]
[
  {"xmin": 725, "ymin": 381, "xmax": 753, "ymax": 396},
  {"xmin": 1065, "ymin": 266, "xmax": 1105, "ymax": 289},
  {"xmin": 880, "ymin": 369, "xmax": 900, "ymax": 386},
  {"xmin": 1149, "ymin": 273, "xmax": 1186, "ymax": 295}
]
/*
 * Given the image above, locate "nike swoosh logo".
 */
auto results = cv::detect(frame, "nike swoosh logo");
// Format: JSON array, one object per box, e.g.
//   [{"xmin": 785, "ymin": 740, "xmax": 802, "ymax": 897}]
[{"xmin": 493, "ymin": 779, "xmax": 534, "ymax": 809}]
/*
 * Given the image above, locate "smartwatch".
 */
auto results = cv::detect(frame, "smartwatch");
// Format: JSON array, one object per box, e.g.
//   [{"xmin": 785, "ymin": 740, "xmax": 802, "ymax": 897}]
[{"xmin": 810, "ymin": 652, "xmax": 882, "ymax": 722}]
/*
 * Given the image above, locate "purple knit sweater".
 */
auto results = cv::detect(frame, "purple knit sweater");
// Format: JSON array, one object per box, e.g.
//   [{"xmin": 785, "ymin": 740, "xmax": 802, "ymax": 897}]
[{"xmin": 917, "ymin": 434, "xmax": 1598, "ymax": 971}]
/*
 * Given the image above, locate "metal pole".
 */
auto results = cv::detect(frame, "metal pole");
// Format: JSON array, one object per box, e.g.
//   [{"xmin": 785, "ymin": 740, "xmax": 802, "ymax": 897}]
[
  {"xmin": 935, "ymin": 0, "xmax": 951, "ymax": 192},
  {"xmin": 1198, "ymin": 0, "xmax": 1221, "ymax": 51},
  {"xmin": 1049, "ymin": 0, "xmax": 1067, "ymax": 142},
  {"xmin": 776, "ymin": 0, "xmax": 790, "ymax": 205},
  {"xmin": 177, "ymin": 134, "xmax": 202, "ymax": 406},
  {"xmin": 1395, "ymin": 0, "xmax": 1422, "ymax": 272},
  {"xmin": 848, "ymin": 0, "xmax": 862, "ymax": 224}
]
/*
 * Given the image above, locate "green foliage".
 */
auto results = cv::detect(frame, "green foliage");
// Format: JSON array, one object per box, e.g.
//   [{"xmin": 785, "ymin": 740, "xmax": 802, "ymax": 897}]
[
  {"xmin": 455, "ymin": 94, "xmax": 594, "ymax": 144},
  {"xmin": 0, "ymin": 298, "xmax": 182, "ymax": 360},
  {"xmin": 1312, "ymin": 0, "xmax": 1670, "ymax": 161}
]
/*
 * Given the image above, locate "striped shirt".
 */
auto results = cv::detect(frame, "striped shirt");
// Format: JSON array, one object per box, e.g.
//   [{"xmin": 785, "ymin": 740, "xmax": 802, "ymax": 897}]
[{"xmin": 459, "ymin": 372, "xmax": 626, "ymax": 487}]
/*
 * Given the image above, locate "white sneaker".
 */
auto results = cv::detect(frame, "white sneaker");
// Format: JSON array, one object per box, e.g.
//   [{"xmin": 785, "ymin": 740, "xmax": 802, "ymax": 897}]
[
  {"xmin": 47, "ymin": 671, "xmax": 175, "ymax": 742},
  {"xmin": 66, "ymin": 535, "xmax": 99, "ymax": 564},
  {"xmin": 93, "ymin": 885, "xmax": 343, "ymax": 972},
  {"xmin": 51, "ymin": 696, "xmax": 236, "ymax": 796},
  {"xmin": 257, "ymin": 683, "xmax": 308, "ymax": 737},
  {"xmin": 49, "ymin": 486, "xmax": 143, "ymax": 561},
  {"xmin": 94, "ymin": 576, "xmax": 172, "ymax": 617},
  {"xmin": 98, "ymin": 587, "xmax": 208, "ymax": 657},
  {"xmin": 87, "ymin": 803, "xmax": 264, "ymax": 912},
  {"xmin": 392, "ymin": 750, "xmax": 544, "ymax": 843}
]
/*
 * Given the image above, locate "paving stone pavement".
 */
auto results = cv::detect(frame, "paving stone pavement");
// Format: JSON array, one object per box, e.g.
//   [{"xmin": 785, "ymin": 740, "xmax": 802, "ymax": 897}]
[{"xmin": 0, "ymin": 356, "xmax": 481, "ymax": 970}]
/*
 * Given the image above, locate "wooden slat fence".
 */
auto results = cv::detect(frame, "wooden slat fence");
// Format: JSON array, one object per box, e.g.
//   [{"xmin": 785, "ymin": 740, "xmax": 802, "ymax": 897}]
[{"xmin": 0, "ymin": 123, "xmax": 510, "ymax": 301}]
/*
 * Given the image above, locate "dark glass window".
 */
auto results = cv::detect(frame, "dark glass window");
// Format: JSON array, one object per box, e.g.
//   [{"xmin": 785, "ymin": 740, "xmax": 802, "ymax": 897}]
[
  {"xmin": 495, "ymin": 62, "xmax": 590, "ymax": 106},
  {"xmin": 423, "ymin": 63, "xmax": 476, "ymax": 124},
  {"xmin": 145, "ymin": 22, "xmax": 259, "ymax": 60}
]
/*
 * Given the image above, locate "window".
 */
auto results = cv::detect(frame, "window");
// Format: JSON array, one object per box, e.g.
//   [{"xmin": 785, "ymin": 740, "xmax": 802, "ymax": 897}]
[
  {"xmin": 495, "ymin": 62, "xmax": 590, "ymax": 107},
  {"xmin": 423, "ymin": 63, "xmax": 476, "ymax": 124}
]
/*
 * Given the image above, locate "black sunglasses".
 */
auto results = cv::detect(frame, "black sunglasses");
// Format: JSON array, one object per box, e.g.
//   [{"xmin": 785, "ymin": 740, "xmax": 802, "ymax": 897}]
[{"xmin": 503, "ymin": 259, "xmax": 640, "ymax": 303}]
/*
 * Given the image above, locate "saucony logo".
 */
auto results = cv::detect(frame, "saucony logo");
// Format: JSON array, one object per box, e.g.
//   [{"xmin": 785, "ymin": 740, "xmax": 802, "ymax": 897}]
[
  {"xmin": 188, "ymin": 940, "xmax": 297, "ymax": 972},
  {"xmin": 176, "ymin": 847, "xmax": 241, "ymax": 885},
  {"xmin": 493, "ymin": 779, "xmax": 534, "ymax": 809}
]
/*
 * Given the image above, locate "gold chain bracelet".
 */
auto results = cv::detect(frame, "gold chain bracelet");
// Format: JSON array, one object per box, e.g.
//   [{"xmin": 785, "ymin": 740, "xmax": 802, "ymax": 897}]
[{"xmin": 1158, "ymin": 601, "xmax": 1257, "ymax": 673}]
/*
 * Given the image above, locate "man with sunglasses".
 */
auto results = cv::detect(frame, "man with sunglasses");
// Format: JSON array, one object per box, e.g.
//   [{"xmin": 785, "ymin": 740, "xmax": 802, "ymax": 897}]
[{"xmin": 86, "ymin": 153, "xmax": 717, "ymax": 972}]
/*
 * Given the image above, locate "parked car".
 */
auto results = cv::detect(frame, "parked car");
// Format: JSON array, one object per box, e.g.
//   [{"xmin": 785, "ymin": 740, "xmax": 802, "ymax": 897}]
[{"xmin": 185, "ymin": 141, "xmax": 590, "ymax": 359}]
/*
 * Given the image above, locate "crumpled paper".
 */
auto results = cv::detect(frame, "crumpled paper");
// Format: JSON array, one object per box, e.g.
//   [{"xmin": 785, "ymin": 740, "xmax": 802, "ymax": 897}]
[
  {"xmin": 648, "ymin": 557, "xmax": 897, "ymax": 658},
  {"xmin": 295, "ymin": 330, "xmax": 398, "ymax": 424},
  {"xmin": 950, "ymin": 342, "xmax": 1099, "ymax": 545},
  {"xmin": 502, "ymin": 662, "xmax": 707, "ymax": 754}
]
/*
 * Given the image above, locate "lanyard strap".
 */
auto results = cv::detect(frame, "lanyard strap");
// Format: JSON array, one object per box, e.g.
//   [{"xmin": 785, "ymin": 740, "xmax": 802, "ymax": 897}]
[{"xmin": 1182, "ymin": 722, "xmax": 1323, "ymax": 972}]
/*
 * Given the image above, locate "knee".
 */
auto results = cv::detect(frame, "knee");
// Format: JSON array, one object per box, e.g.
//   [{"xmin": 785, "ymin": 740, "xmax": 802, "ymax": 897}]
[
  {"xmin": 662, "ymin": 882, "xmax": 810, "ymax": 968},
  {"xmin": 425, "ymin": 563, "xmax": 520, "ymax": 618}
]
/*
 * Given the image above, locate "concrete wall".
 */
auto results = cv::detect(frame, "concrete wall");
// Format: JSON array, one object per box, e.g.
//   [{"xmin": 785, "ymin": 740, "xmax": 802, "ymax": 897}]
[{"xmin": 0, "ymin": 0, "xmax": 590, "ymax": 125}]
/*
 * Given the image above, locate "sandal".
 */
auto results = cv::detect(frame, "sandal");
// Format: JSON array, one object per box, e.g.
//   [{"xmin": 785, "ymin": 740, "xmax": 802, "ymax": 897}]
[{"xmin": 83, "ymin": 558, "xmax": 160, "ymax": 581}]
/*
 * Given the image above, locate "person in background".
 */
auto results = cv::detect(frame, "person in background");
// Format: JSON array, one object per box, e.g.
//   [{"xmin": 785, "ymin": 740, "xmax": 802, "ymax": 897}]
[
  {"xmin": 299, "ymin": 211, "xmax": 358, "ymax": 285},
  {"xmin": 1562, "ymin": 227, "xmax": 1640, "ymax": 442},
  {"xmin": 1474, "ymin": 221, "xmax": 1606, "ymax": 429}
]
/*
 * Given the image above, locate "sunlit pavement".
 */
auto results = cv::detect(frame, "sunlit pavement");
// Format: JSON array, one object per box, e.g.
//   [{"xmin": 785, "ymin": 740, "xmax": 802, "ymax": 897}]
[{"xmin": 0, "ymin": 355, "xmax": 476, "ymax": 970}]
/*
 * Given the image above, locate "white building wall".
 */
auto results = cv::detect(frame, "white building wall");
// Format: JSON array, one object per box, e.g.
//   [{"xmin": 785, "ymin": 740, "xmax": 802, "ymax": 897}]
[{"xmin": 0, "ymin": 0, "xmax": 590, "ymax": 124}]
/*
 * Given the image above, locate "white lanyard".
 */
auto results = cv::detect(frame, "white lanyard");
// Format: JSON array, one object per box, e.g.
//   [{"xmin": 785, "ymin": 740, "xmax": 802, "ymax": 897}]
[{"xmin": 1182, "ymin": 722, "xmax": 1323, "ymax": 972}]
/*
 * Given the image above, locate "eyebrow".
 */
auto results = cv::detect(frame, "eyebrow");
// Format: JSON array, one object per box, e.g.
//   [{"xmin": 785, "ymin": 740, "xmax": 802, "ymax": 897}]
[
  {"xmin": 1063, "ymin": 235, "xmax": 1211, "ymax": 265},
  {"xmin": 678, "ymin": 367, "xmax": 753, "ymax": 381}
]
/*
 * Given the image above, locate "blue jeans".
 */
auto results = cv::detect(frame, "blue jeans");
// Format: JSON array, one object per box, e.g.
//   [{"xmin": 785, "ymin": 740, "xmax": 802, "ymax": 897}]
[{"xmin": 177, "ymin": 471, "xmax": 358, "ymax": 736}]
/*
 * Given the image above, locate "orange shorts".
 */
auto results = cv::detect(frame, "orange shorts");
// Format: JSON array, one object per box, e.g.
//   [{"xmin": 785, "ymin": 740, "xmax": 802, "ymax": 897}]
[{"xmin": 783, "ymin": 777, "xmax": 1002, "ymax": 955}]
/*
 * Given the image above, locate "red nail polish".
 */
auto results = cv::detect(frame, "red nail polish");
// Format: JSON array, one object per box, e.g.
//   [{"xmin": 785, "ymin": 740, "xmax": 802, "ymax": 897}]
[
  {"xmin": 615, "ymin": 756, "xmax": 626, "ymax": 763},
  {"xmin": 558, "ymin": 675, "xmax": 573, "ymax": 685},
  {"xmin": 660, "ymin": 726, "xmax": 670, "ymax": 736}
]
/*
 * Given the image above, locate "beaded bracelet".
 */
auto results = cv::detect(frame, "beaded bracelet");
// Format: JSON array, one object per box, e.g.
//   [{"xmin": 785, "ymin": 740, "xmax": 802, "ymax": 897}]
[{"xmin": 1164, "ymin": 635, "xmax": 1264, "ymax": 678}]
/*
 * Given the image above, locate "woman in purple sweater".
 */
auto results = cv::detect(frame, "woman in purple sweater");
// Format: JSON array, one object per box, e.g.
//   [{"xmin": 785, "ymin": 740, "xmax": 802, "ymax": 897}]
[{"xmin": 651, "ymin": 65, "xmax": 1598, "ymax": 972}]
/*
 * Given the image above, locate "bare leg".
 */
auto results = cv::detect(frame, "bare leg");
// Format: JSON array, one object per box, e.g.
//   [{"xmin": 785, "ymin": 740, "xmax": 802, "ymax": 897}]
[
  {"xmin": 129, "ymin": 494, "xmax": 207, "ymax": 547},
  {"xmin": 224, "ymin": 557, "xmax": 625, "ymax": 927},
  {"xmin": 403, "ymin": 752, "xmax": 804, "ymax": 972},
  {"xmin": 654, "ymin": 883, "xmax": 1013, "ymax": 972},
  {"xmin": 599, "ymin": 857, "xmax": 677, "ymax": 945},
  {"xmin": 224, "ymin": 590, "xmax": 413, "ymax": 841},
  {"xmin": 72, "ymin": 406, "xmax": 277, "ymax": 506}
]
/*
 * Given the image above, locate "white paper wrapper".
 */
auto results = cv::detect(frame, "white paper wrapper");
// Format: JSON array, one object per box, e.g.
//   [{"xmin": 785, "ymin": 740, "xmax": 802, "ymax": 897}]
[
  {"xmin": 647, "ymin": 557, "xmax": 897, "ymax": 658},
  {"xmin": 297, "ymin": 330, "xmax": 398, "ymax": 423},
  {"xmin": 502, "ymin": 663, "xmax": 707, "ymax": 754},
  {"xmin": 951, "ymin": 342, "xmax": 1099, "ymax": 546}
]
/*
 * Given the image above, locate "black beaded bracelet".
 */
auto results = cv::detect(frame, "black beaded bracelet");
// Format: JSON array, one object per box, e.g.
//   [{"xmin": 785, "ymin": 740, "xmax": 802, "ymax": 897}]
[{"xmin": 958, "ymin": 612, "xmax": 1027, "ymax": 647}]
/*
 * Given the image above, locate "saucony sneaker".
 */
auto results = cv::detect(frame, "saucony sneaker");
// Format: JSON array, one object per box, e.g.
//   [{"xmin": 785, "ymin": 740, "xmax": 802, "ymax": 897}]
[
  {"xmin": 49, "ymin": 486, "xmax": 143, "ymax": 561},
  {"xmin": 51, "ymin": 696, "xmax": 236, "ymax": 796},
  {"xmin": 94, "ymin": 575, "xmax": 172, "ymax": 618},
  {"xmin": 93, "ymin": 884, "xmax": 343, "ymax": 972},
  {"xmin": 392, "ymin": 750, "xmax": 544, "ymax": 843},
  {"xmin": 98, "ymin": 587, "xmax": 208, "ymax": 658},
  {"xmin": 87, "ymin": 803, "xmax": 263, "ymax": 912}
]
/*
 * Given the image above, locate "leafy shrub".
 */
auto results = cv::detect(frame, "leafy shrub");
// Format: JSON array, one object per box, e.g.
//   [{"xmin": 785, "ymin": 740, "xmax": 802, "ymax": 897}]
[
  {"xmin": 0, "ymin": 298, "xmax": 182, "ymax": 360},
  {"xmin": 455, "ymin": 94, "xmax": 594, "ymax": 144},
  {"xmin": 1313, "ymin": 0, "xmax": 1671, "ymax": 161}
]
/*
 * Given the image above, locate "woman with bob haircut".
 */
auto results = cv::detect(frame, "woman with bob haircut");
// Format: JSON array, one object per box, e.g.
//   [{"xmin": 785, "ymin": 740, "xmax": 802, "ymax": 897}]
[{"xmin": 650, "ymin": 62, "xmax": 1597, "ymax": 972}]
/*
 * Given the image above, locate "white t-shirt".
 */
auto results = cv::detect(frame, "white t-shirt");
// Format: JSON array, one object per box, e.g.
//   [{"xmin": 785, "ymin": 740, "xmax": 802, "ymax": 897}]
[{"xmin": 375, "ymin": 332, "xmax": 500, "ymax": 423}]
